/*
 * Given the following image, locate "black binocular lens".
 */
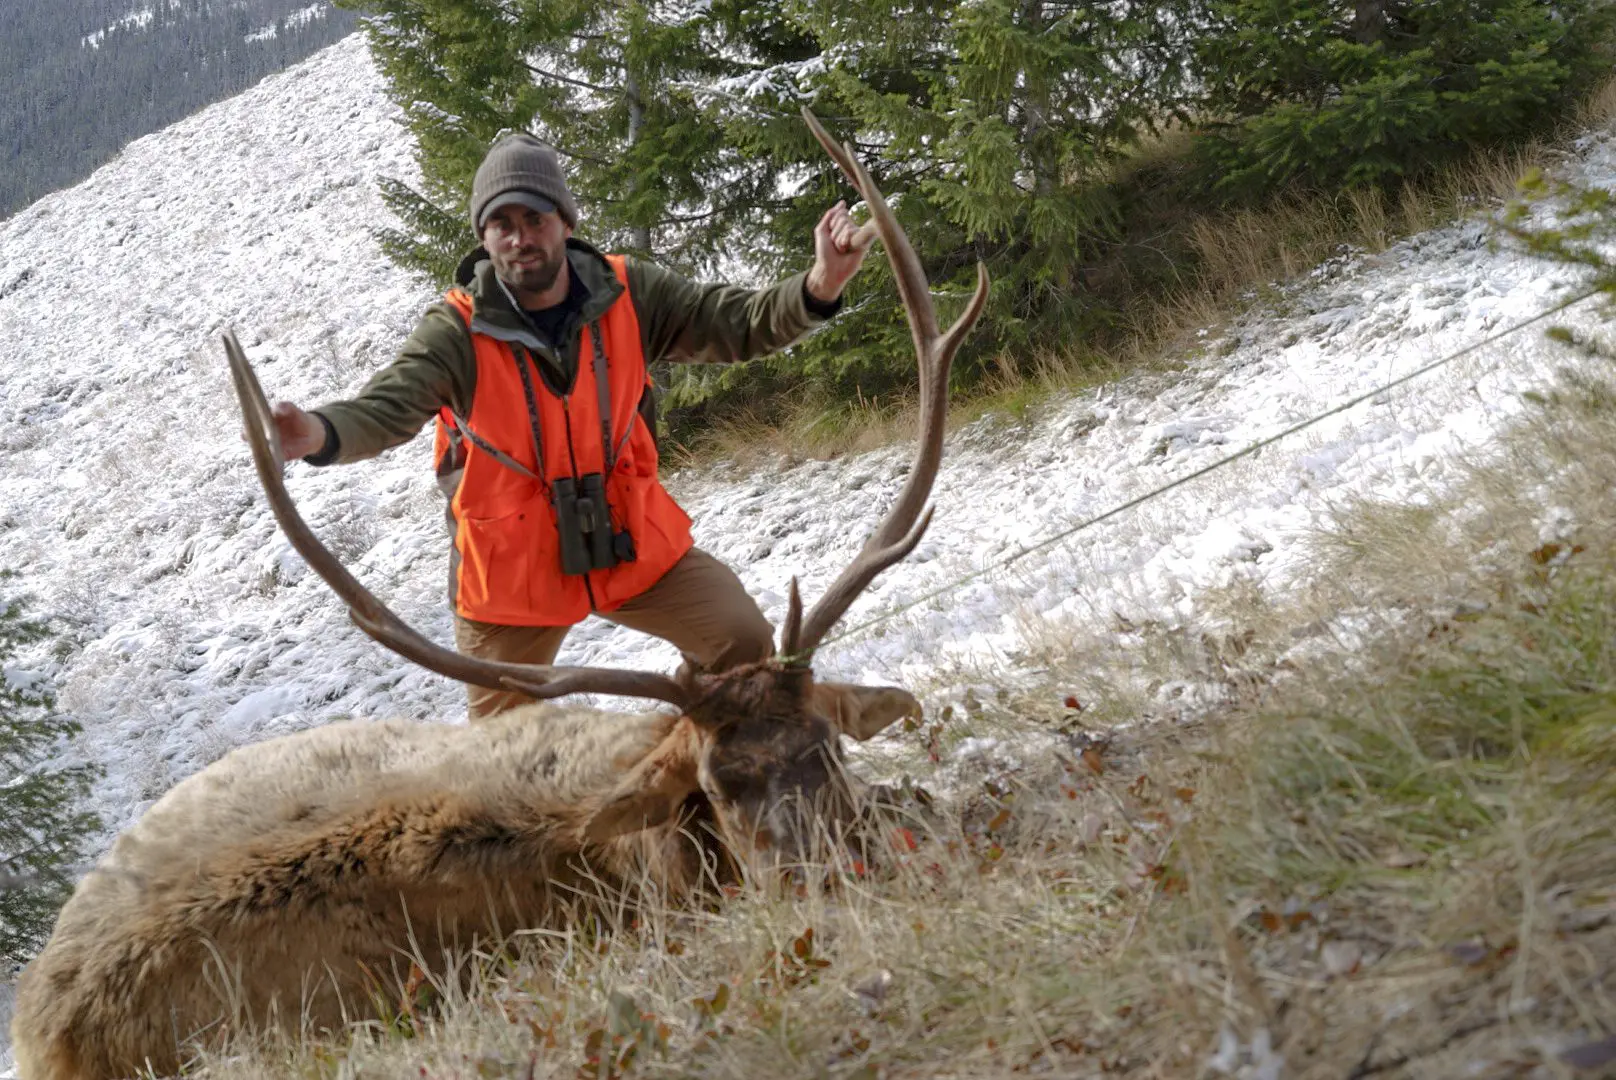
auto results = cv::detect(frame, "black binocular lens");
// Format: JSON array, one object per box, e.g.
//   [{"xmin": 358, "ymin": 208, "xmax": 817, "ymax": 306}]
[{"xmin": 551, "ymin": 473, "xmax": 632, "ymax": 576}]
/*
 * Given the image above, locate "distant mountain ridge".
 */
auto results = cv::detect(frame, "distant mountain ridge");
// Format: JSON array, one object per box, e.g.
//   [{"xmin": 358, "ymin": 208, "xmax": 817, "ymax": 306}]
[{"xmin": 0, "ymin": 0, "xmax": 357, "ymax": 221}]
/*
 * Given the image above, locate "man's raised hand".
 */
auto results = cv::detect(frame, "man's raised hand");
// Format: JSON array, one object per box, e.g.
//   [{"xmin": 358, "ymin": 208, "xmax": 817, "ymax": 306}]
[{"xmin": 806, "ymin": 200, "xmax": 876, "ymax": 304}]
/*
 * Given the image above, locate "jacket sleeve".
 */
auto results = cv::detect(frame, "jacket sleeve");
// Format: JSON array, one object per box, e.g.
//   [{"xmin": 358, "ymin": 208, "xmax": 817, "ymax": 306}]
[
  {"xmin": 311, "ymin": 302, "xmax": 477, "ymax": 465},
  {"xmin": 626, "ymin": 259, "xmax": 838, "ymax": 367}
]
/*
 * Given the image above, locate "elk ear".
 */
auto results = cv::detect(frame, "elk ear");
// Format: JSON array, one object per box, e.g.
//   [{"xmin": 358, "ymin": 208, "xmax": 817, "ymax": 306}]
[
  {"xmin": 813, "ymin": 682, "xmax": 922, "ymax": 742},
  {"xmin": 583, "ymin": 719, "xmax": 704, "ymax": 842}
]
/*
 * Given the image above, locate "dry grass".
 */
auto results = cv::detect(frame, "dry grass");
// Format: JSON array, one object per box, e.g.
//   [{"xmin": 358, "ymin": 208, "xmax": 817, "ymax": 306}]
[
  {"xmin": 1121, "ymin": 136, "xmax": 1559, "ymax": 362},
  {"xmin": 663, "ymin": 390, "xmax": 920, "ymax": 473},
  {"xmin": 1578, "ymin": 74, "xmax": 1616, "ymax": 131},
  {"xmin": 183, "ymin": 341, "xmax": 1616, "ymax": 1078}
]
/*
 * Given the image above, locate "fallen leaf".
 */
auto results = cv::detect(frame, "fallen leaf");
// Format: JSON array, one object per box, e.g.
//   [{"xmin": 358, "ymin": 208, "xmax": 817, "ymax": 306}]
[
  {"xmin": 1081, "ymin": 747, "xmax": 1105, "ymax": 775},
  {"xmin": 1383, "ymin": 848, "xmax": 1428, "ymax": 869},
  {"xmin": 1560, "ymin": 1034, "xmax": 1616, "ymax": 1071},
  {"xmin": 1531, "ymin": 542, "xmax": 1565, "ymax": 565},
  {"xmin": 1446, "ymin": 940, "xmax": 1491, "ymax": 967},
  {"xmin": 1064, "ymin": 695, "xmax": 1084, "ymax": 711}
]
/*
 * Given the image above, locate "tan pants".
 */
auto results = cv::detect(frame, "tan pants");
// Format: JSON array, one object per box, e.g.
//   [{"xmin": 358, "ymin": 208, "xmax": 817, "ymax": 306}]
[
  {"xmin": 455, "ymin": 547, "xmax": 775, "ymax": 720},
  {"xmin": 454, "ymin": 548, "xmax": 920, "ymax": 735}
]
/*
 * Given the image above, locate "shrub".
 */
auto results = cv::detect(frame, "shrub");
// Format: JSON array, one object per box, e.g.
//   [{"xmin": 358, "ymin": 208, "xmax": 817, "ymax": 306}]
[{"xmin": 0, "ymin": 574, "xmax": 100, "ymax": 963}]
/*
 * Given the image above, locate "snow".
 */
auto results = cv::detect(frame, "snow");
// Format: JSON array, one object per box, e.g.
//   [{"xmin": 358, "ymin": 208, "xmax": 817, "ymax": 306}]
[
  {"xmin": 82, "ymin": 6, "xmax": 161, "ymax": 49},
  {"xmin": 0, "ymin": 33, "xmax": 1614, "ymax": 1053},
  {"xmin": 246, "ymin": 3, "xmax": 328, "ymax": 44}
]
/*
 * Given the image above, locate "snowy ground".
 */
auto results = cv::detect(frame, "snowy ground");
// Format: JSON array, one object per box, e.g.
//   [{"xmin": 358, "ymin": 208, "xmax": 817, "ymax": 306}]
[{"xmin": 0, "ymin": 35, "xmax": 1613, "ymax": 939}]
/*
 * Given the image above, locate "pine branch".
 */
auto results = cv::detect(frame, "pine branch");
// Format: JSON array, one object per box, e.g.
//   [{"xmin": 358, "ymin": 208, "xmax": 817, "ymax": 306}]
[{"xmin": 524, "ymin": 62, "xmax": 623, "ymax": 99}]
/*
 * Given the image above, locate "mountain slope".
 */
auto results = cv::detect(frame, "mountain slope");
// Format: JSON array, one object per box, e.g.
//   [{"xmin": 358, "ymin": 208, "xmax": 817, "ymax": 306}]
[{"xmin": 0, "ymin": 0, "xmax": 358, "ymax": 220}]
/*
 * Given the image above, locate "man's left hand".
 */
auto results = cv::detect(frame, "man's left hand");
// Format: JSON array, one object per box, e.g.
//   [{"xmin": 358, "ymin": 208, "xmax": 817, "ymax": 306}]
[{"xmin": 806, "ymin": 201, "xmax": 876, "ymax": 305}]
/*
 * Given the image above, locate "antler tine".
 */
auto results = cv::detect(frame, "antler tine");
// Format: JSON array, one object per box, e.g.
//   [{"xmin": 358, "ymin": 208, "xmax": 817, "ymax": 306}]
[
  {"xmin": 794, "ymin": 110, "xmax": 990, "ymax": 658},
  {"xmin": 778, "ymin": 578, "xmax": 805, "ymax": 661},
  {"xmin": 222, "ymin": 331, "xmax": 691, "ymax": 709}
]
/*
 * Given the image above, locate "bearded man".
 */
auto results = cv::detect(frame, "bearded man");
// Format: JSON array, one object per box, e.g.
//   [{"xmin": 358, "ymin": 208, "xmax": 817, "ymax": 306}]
[{"xmin": 270, "ymin": 133, "xmax": 875, "ymax": 720}]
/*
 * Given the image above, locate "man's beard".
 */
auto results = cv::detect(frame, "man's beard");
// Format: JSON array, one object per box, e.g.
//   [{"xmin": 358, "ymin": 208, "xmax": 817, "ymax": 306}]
[{"xmin": 497, "ymin": 245, "xmax": 564, "ymax": 298}]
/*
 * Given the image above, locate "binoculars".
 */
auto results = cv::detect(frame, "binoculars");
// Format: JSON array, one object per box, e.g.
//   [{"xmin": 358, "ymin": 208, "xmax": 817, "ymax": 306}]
[{"xmin": 552, "ymin": 473, "xmax": 636, "ymax": 576}]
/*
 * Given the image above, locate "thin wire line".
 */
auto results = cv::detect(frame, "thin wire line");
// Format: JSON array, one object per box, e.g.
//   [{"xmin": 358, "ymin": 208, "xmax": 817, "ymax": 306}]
[{"xmin": 812, "ymin": 286, "xmax": 1600, "ymax": 654}]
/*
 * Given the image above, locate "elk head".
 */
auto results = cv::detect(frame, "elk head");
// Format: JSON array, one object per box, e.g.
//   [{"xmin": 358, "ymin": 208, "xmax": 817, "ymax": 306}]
[{"xmin": 224, "ymin": 109, "xmax": 988, "ymax": 876}]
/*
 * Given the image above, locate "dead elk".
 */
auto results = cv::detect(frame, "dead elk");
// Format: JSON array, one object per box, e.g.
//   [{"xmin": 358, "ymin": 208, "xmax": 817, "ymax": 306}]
[{"xmin": 10, "ymin": 110, "xmax": 988, "ymax": 1080}]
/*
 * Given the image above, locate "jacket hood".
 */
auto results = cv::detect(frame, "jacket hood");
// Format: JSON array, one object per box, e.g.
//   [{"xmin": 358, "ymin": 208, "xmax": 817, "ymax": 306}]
[{"xmin": 453, "ymin": 238, "xmax": 625, "ymax": 328}]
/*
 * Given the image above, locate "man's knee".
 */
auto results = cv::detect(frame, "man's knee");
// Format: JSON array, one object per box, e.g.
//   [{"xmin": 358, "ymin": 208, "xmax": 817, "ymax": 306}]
[
  {"xmin": 612, "ymin": 548, "xmax": 776, "ymax": 673},
  {"xmin": 697, "ymin": 568, "xmax": 775, "ymax": 670},
  {"xmin": 708, "ymin": 609, "xmax": 775, "ymax": 670},
  {"xmin": 453, "ymin": 615, "xmax": 568, "ymax": 722}
]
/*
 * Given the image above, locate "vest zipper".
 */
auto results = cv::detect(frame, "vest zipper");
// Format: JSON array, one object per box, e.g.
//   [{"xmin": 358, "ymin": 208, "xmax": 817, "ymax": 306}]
[{"xmin": 558, "ymin": 396, "xmax": 600, "ymax": 613}]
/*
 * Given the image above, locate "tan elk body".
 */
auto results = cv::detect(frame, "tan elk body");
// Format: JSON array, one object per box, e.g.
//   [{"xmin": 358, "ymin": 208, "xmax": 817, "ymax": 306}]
[
  {"xmin": 11, "ymin": 706, "xmax": 679, "ymax": 1080},
  {"xmin": 11, "ymin": 109, "xmax": 987, "ymax": 1080},
  {"xmin": 11, "ymin": 689, "xmax": 908, "ymax": 1080}
]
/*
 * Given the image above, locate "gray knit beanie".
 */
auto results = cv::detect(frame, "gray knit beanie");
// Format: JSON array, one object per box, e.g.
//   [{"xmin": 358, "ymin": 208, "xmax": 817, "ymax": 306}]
[{"xmin": 469, "ymin": 133, "xmax": 579, "ymax": 233}]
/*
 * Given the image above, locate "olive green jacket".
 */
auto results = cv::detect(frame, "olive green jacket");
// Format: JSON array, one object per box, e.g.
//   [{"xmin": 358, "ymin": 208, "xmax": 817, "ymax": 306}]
[{"xmin": 313, "ymin": 239, "xmax": 835, "ymax": 464}]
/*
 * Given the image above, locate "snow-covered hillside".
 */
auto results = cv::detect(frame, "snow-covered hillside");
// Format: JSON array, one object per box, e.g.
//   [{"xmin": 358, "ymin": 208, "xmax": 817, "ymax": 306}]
[{"xmin": 0, "ymin": 30, "xmax": 1611, "ymax": 869}]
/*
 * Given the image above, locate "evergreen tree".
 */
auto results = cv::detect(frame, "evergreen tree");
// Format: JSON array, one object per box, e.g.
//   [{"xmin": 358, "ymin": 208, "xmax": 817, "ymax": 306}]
[
  {"xmin": 1194, "ymin": 0, "xmax": 1614, "ymax": 196},
  {"xmin": 0, "ymin": 574, "xmax": 99, "ymax": 964},
  {"xmin": 338, "ymin": 0, "xmax": 790, "ymax": 283},
  {"xmin": 660, "ymin": 0, "xmax": 1197, "ymax": 419}
]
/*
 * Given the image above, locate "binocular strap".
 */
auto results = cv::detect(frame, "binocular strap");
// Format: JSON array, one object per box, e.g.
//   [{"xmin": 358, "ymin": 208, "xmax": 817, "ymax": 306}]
[
  {"xmin": 446, "ymin": 408, "xmax": 543, "ymax": 484},
  {"xmin": 588, "ymin": 321, "xmax": 615, "ymax": 473},
  {"xmin": 509, "ymin": 342, "xmax": 553, "ymax": 483}
]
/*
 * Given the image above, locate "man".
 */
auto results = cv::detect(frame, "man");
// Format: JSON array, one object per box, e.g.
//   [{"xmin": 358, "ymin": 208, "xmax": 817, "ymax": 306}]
[{"xmin": 270, "ymin": 133, "xmax": 875, "ymax": 720}]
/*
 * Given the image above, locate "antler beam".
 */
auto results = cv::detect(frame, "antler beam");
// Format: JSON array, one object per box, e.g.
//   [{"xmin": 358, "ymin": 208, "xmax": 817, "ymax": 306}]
[
  {"xmin": 224, "ymin": 331, "xmax": 692, "ymax": 709},
  {"xmin": 787, "ymin": 109, "xmax": 991, "ymax": 659}
]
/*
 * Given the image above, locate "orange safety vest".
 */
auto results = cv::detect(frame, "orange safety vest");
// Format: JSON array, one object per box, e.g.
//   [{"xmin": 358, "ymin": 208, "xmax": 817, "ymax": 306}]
[{"xmin": 433, "ymin": 255, "xmax": 693, "ymax": 626}]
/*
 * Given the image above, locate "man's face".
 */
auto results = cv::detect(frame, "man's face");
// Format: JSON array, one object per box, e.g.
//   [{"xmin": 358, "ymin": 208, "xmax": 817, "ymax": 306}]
[{"xmin": 482, "ymin": 203, "xmax": 572, "ymax": 303}]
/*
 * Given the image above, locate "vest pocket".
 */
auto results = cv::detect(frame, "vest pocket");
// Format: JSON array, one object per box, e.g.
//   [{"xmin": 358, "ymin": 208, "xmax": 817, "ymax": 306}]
[
  {"xmin": 456, "ymin": 488, "xmax": 569, "ymax": 623},
  {"xmin": 595, "ymin": 474, "xmax": 693, "ymax": 609}
]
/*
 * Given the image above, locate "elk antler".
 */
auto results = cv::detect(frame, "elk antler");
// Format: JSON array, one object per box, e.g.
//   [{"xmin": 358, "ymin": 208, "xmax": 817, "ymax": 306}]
[
  {"xmin": 786, "ymin": 109, "xmax": 991, "ymax": 660},
  {"xmin": 223, "ymin": 331, "xmax": 691, "ymax": 709}
]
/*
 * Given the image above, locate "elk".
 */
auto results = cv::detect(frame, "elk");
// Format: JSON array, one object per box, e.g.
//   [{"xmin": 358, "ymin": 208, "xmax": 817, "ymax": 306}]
[{"xmin": 9, "ymin": 110, "xmax": 989, "ymax": 1080}]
